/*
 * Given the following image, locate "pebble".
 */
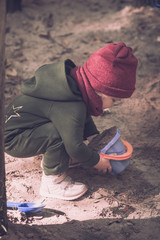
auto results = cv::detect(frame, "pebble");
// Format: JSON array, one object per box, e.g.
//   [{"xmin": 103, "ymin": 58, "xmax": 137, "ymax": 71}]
[{"xmin": 92, "ymin": 192, "xmax": 103, "ymax": 199}]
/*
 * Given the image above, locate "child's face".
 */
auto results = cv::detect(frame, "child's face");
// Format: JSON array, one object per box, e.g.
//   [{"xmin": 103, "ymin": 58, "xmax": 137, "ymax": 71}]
[{"xmin": 97, "ymin": 92, "xmax": 121, "ymax": 110}]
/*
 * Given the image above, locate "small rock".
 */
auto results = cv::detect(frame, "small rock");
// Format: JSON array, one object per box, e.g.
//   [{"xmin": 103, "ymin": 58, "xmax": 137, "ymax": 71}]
[{"xmin": 92, "ymin": 192, "xmax": 103, "ymax": 199}]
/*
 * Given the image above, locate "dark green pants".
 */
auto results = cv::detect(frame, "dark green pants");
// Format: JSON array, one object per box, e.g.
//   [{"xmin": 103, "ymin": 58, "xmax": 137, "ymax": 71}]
[{"xmin": 5, "ymin": 122, "xmax": 69, "ymax": 175}]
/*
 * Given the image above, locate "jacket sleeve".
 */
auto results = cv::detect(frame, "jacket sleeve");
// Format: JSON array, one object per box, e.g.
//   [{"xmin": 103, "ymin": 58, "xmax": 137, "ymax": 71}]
[
  {"xmin": 49, "ymin": 101, "xmax": 100, "ymax": 167},
  {"xmin": 83, "ymin": 115, "xmax": 99, "ymax": 140}
]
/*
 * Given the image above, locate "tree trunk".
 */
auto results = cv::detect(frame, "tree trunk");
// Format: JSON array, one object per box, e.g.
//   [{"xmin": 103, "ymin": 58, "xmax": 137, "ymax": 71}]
[
  {"xmin": 6, "ymin": 0, "xmax": 22, "ymax": 13},
  {"xmin": 0, "ymin": 0, "xmax": 8, "ymax": 236}
]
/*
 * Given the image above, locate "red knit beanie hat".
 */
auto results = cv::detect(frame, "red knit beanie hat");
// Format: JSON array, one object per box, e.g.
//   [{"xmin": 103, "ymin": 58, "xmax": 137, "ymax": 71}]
[{"xmin": 83, "ymin": 42, "xmax": 138, "ymax": 98}]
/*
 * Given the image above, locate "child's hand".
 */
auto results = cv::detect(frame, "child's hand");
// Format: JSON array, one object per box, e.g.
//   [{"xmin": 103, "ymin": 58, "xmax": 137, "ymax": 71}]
[{"xmin": 94, "ymin": 157, "xmax": 112, "ymax": 174}]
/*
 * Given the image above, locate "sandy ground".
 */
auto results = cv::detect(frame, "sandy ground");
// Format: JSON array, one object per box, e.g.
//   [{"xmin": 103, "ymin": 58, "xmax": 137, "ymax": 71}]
[{"xmin": 1, "ymin": 0, "xmax": 160, "ymax": 239}]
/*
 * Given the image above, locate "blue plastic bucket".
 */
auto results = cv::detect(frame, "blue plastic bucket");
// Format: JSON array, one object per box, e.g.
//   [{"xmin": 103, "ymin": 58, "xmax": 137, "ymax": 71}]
[{"xmin": 99, "ymin": 128, "xmax": 130, "ymax": 175}]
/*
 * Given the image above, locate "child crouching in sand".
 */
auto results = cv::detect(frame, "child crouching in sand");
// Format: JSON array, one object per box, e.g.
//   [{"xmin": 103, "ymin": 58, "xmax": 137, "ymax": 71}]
[{"xmin": 4, "ymin": 42, "xmax": 138, "ymax": 200}]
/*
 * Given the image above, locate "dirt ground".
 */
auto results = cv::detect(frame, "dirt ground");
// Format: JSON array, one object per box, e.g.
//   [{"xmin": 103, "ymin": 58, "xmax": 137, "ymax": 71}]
[{"xmin": 1, "ymin": 0, "xmax": 160, "ymax": 239}]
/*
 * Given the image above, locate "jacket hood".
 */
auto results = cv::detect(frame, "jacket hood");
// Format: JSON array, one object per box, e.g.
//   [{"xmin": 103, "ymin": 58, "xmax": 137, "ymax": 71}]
[{"xmin": 21, "ymin": 59, "xmax": 81, "ymax": 101}]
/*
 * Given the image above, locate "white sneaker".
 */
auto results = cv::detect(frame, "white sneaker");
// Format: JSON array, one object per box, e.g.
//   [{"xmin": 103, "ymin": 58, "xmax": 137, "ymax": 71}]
[{"xmin": 39, "ymin": 172, "xmax": 88, "ymax": 200}]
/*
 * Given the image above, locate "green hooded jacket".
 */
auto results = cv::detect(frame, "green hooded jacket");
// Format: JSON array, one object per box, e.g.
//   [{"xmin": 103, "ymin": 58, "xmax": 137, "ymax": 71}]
[{"xmin": 4, "ymin": 60, "xmax": 100, "ymax": 169}]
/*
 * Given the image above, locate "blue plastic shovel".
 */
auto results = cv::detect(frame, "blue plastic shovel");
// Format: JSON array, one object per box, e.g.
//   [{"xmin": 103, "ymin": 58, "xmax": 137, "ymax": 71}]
[{"xmin": 7, "ymin": 202, "xmax": 45, "ymax": 213}]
